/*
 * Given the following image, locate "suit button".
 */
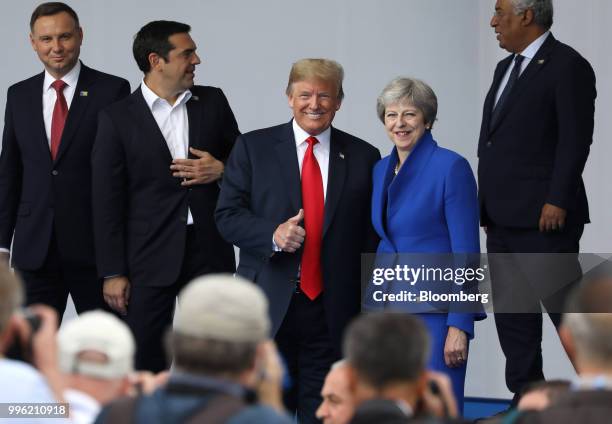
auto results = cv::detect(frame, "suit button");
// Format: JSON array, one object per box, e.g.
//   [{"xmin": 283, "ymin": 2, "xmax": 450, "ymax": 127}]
[
  {"xmin": 180, "ymin": 216, "xmax": 187, "ymax": 223},
  {"xmin": 51, "ymin": 170, "xmax": 59, "ymax": 176},
  {"xmin": 486, "ymin": 141, "xmax": 492, "ymax": 147}
]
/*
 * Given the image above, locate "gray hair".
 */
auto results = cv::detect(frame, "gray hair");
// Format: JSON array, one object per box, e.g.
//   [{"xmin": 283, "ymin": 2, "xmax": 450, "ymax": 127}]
[
  {"xmin": 511, "ymin": 0, "xmax": 553, "ymax": 30},
  {"xmin": 0, "ymin": 267, "xmax": 23, "ymax": 335},
  {"xmin": 562, "ymin": 277, "xmax": 612, "ymax": 367},
  {"xmin": 376, "ymin": 77, "xmax": 437, "ymax": 128},
  {"xmin": 167, "ymin": 332, "xmax": 258, "ymax": 377},
  {"xmin": 343, "ymin": 313, "xmax": 430, "ymax": 389}
]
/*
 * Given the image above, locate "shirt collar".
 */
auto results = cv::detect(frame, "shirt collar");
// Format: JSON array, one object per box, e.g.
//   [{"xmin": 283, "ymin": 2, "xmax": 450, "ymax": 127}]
[
  {"xmin": 292, "ymin": 119, "xmax": 331, "ymax": 150},
  {"xmin": 43, "ymin": 60, "xmax": 81, "ymax": 91},
  {"xmin": 519, "ymin": 30, "xmax": 550, "ymax": 60},
  {"xmin": 140, "ymin": 78, "xmax": 192, "ymax": 111}
]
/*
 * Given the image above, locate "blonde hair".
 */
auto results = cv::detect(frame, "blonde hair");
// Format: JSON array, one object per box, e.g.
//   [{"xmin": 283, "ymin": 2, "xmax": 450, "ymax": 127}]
[{"xmin": 286, "ymin": 58, "xmax": 344, "ymax": 100}]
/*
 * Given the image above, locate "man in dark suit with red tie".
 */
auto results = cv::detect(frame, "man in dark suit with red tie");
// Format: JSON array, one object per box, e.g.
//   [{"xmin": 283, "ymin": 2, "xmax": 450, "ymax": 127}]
[
  {"xmin": 92, "ymin": 20, "xmax": 239, "ymax": 372},
  {"xmin": 478, "ymin": 0, "xmax": 596, "ymax": 403},
  {"xmin": 0, "ymin": 2, "xmax": 130, "ymax": 317},
  {"xmin": 216, "ymin": 58, "xmax": 380, "ymax": 423}
]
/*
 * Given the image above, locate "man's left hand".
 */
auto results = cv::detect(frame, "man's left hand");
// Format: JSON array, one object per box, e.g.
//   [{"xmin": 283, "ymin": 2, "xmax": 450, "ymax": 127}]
[
  {"xmin": 539, "ymin": 203, "xmax": 567, "ymax": 232},
  {"xmin": 170, "ymin": 147, "xmax": 223, "ymax": 186}
]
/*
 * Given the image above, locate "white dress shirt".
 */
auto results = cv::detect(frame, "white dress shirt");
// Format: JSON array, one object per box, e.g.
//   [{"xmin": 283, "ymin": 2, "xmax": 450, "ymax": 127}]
[
  {"xmin": 494, "ymin": 31, "xmax": 550, "ymax": 106},
  {"xmin": 292, "ymin": 119, "xmax": 330, "ymax": 201},
  {"xmin": 140, "ymin": 80, "xmax": 194, "ymax": 224},
  {"xmin": 42, "ymin": 61, "xmax": 81, "ymax": 145}
]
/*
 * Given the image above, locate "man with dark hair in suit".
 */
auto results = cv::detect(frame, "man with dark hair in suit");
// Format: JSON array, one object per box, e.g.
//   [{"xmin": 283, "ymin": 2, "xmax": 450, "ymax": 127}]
[
  {"xmin": 478, "ymin": 0, "xmax": 596, "ymax": 403},
  {"xmin": 92, "ymin": 20, "xmax": 239, "ymax": 372},
  {"xmin": 0, "ymin": 2, "xmax": 130, "ymax": 317},
  {"xmin": 216, "ymin": 58, "xmax": 380, "ymax": 423}
]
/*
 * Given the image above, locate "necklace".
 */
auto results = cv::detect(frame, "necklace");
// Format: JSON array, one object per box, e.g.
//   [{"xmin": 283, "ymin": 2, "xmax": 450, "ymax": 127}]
[{"xmin": 394, "ymin": 162, "xmax": 401, "ymax": 175}]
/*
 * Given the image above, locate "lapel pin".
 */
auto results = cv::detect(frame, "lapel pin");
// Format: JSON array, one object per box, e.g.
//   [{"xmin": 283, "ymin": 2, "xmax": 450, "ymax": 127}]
[
  {"xmin": 339, "ymin": 152, "xmax": 345, "ymax": 159},
  {"xmin": 192, "ymin": 95, "xmax": 199, "ymax": 101},
  {"xmin": 537, "ymin": 59, "xmax": 545, "ymax": 64},
  {"xmin": 79, "ymin": 91, "xmax": 88, "ymax": 96}
]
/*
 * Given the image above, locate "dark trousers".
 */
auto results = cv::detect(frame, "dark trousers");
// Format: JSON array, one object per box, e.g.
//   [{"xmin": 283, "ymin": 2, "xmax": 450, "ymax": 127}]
[
  {"xmin": 486, "ymin": 224, "xmax": 583, "ymax": 403},
  {"xmin": 18, "ymin": 231, "xmax": 106, "ymax": 322},
  {"xmin": 275, "ymin": 291, "xmax": 339, "ymax": 424},
  {"xmin": 125, "ymin": 226, "xmax": 217, "ymax": 372}
]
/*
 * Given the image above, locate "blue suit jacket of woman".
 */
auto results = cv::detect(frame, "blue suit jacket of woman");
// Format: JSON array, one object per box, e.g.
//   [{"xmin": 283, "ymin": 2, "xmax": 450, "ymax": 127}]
[{"xmin": 371, "ymin": 131, "xmax": 482, "ymax": 337}]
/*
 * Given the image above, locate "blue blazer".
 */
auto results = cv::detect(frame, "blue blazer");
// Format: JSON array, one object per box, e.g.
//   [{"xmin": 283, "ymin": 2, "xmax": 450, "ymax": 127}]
[{"xmin": 371, "ymin": 131, "xmax": 481, "ymax": 337}]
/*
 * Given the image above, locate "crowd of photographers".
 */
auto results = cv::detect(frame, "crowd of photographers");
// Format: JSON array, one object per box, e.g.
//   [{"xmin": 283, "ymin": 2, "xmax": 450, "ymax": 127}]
[{"xmin": 1, "ymin": 265, "xmax": 612, "ymax": 423}]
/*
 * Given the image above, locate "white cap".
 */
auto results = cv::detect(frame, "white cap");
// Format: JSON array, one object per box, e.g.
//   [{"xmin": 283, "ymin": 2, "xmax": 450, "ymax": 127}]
[{"xmin": 58, "ymin": 310, "xmax": 135, "ymax": 379}]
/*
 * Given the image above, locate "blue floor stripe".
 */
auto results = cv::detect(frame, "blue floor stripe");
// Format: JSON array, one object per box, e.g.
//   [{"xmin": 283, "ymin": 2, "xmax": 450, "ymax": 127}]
[{"xmin": 464, "ymin": 397, "xmax": 511, "ymax": 420}]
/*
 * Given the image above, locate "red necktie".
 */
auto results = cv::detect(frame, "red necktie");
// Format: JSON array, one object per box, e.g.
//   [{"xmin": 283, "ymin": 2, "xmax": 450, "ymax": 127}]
[
  {"xmin": 50, "ymin": 80, "xmax": 68, "ymax": 160},
  {"xmin": 300, "ymin": 136, "xmax": 324, "ymax": 300}
]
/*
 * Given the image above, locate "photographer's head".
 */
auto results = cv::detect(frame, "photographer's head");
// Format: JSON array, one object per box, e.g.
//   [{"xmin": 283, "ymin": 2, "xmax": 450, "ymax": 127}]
[
  {"xmin": 343, "ymin": 313, "xmax": 430, "ymax": 408},
  {"xmin": 169, "ymin": 274, "xmax": 271, "ymax": 384},
  {"xmin": 560, "ymin": 276, "xmax": 612, "ymax": 374},
  {"xmin": 0, "ymin": 266, "xmax": 24, "ymax": 354},
  {"xmin": 58, "ymin": 310, "xmax": 135, "ymax": 404}
]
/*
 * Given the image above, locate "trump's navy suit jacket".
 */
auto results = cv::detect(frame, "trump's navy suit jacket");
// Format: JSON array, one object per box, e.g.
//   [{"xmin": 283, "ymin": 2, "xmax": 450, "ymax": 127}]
[
  {"xmin": 478, "ymin": 34, "xmax": 596, "ymax": 228},
  {"xmin": 215, "ymin": 121, "xmax": 380, "ymax": 354},
  {"xmin": 0, "ymin": 63, "xmax": 129, "ymax": 270},
  {"xmin": 92, "ymin": 86, "xmax": 238, "ymax": 287}
]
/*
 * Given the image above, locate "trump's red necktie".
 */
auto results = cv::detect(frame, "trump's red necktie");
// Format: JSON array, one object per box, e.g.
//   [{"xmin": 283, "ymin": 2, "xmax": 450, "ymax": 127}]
[
  {"xmin": 50, "ymin": 80, "xmax": 68, "ymax": 160},
  {"xmin": 300, "ymin": 136, "xmax": 324, "ymax": 300}
]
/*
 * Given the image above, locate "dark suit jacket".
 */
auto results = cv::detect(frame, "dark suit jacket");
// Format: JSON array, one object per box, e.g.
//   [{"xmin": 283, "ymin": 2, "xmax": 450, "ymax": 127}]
[
  {"xmin": 215, "ymin": 121, "xmax": 380, "ymax": 354},
  {"xmin": 0, "ymin": 63, "xmax": 129, "ymax": 270},
  {"xmin": 92, "ymin": 86, "xmax": 239, "ymax": 287},
  {"xmin": 477, "ymin": 34, "xmax": 596, "ymax": 228}
]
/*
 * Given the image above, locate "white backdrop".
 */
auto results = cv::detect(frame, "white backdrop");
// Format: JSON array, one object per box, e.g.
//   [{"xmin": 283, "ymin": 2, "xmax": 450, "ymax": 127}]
[{"xmin": 1, "ymin": 0, "xmax": 610, "ymax": 399}]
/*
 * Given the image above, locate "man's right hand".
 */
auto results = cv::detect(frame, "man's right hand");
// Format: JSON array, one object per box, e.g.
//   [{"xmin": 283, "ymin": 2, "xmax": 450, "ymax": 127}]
[
  {"xmin": 103, "ymin": 276, "xmax": 130, "ymax": 315},
  {"xmin": 273, "ymin": 209, "xmax": 305, "ymax": 253}
]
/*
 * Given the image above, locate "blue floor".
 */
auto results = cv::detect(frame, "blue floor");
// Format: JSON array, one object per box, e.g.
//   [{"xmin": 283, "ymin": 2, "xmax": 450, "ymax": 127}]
[{"xmin": 464, "ymin": 397, "xmax": 511, "ymax": 420}]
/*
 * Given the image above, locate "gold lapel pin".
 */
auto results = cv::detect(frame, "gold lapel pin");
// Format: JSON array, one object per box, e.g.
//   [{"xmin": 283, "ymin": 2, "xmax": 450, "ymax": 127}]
[
  {"xmin": 339, "ymin": 152, "xmax": 345, "ymax": 159},
  {"xmin": 192, "ymin": 95, "xmax": 199, "ymax": 101},
  {"xmin": 537, "ymin": 59, "xmax": 545, "ymax": 64},
  {"xmin": 79, "ymin": 91, "xmax": 88, "ymax": 96}
]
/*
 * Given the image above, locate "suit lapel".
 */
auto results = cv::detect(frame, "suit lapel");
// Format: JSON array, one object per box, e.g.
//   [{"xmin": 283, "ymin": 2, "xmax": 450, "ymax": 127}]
[
  {"xmin": 485, "ymin": 55, "xmax": 513, "ymax": 136},
  {"xmin": 186, "ymin": 93, "xmax": 201, "ymax": 156},
  {"xmin": 128, "ymin": 87, "xmax": 174, "ymax": 163},
  {"xmin": 323, "ymin": 128, "xmax": 346, "ymax": 237},
  {"xmin": 372, "ymin": 152, "xmax": 396, "ymax": 247},
  {"xmin": 54, "ymin": 63, "xmax": 93, "ymax": 163},
  {"xmin": 386, "ymin": 132, "xmax": 436, "ymax": 222},
  {"xmin": 489, "ymin": 35, "xmax": 557, "ymax": 134},
  {"xmin": 27, "ymin": 72, "xmax": 51, "ymax": 163},
  {"xmin": 274, "ymin": 122, "xmax": 302, "ymax": 213}
]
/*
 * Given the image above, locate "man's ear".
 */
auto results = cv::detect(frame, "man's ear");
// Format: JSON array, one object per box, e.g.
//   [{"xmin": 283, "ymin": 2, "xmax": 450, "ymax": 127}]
[
  {"xmin": 416, "ymin": 370, "xmax": 428, "ymax": 398},
  {"xmin": 345, "ymin": 364, "xmax": 359, "ymax": 394},
  {"xmin": 521, "ymin": 8, "xmax": 535, "ymax": 26},
  {"xmin": 148, "ymin": 52, "xmax": 162, "ymax": 71},
  {"xmin": 559, "ymin": 324, "xmax": 577, "ymax": 368}
]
